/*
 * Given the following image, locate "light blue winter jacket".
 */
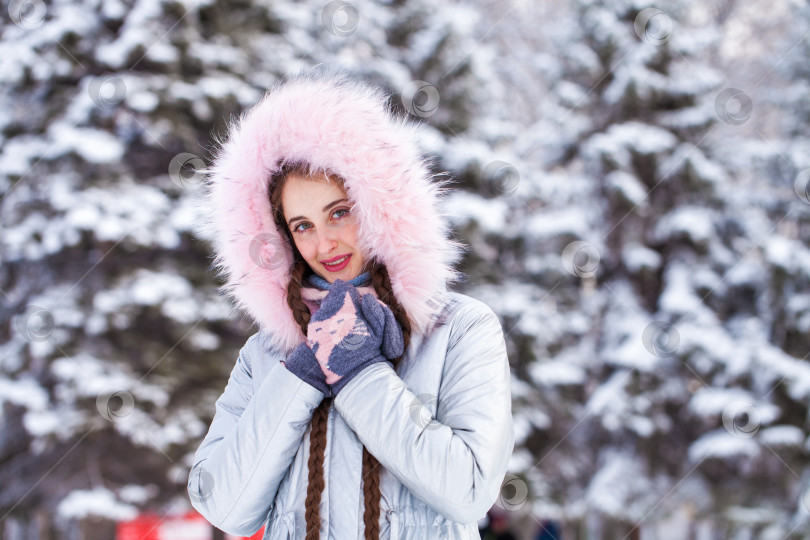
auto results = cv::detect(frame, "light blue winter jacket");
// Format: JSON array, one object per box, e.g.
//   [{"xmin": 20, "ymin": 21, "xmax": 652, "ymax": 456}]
[{"xmin": 187, "ymin": 291, "xmax": 514, "ymax": 539}]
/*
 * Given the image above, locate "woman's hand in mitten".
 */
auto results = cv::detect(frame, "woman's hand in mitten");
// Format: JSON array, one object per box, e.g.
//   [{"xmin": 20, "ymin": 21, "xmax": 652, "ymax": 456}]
[
  {"xmin": 281, "ymin": 341, "xmax": 331, "ymax": 397},
  {"xmin": 307, "ymin": 279, "xmax": 404, "ymax": 396},
  {"xmin": 356, "ymin": 293, "xmax": 405, "ymax": 360}
]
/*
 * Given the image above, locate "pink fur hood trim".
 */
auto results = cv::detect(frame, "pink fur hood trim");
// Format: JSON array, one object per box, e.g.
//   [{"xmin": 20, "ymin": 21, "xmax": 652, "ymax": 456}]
[{"xmin": 196, "ymin": 67, "xmax": 467, "ymax": 353}]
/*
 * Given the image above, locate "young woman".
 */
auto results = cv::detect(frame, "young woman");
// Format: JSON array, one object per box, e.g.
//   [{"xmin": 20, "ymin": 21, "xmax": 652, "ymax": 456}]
[{"xmin": 188, "ymin": 67, "xmax": 515, "ymax": 539}]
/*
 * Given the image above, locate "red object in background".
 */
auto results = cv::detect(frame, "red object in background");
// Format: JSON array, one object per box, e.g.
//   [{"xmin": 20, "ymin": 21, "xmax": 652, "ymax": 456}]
[{"xmin": 117, "ymin": 511, "xmax": 263, "ymax": 540}]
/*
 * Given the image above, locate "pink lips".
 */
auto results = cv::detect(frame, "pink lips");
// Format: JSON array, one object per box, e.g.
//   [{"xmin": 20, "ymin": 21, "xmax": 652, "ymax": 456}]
[{"xmin": 321, "ymin": 253, "xmax": 351, "ymax": 272}]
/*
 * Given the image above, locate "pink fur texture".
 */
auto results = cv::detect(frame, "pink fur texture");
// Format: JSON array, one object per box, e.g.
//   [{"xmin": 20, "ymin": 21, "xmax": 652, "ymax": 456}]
[{"xmin": 196, "ymin": 67, "xmax": 467, "ymax": 353}]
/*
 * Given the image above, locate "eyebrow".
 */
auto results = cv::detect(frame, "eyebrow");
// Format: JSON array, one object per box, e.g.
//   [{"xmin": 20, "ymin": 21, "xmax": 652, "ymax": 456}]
[{"xmin": 287, "ymin": 198, "xmax": 348, "ymax": 226}]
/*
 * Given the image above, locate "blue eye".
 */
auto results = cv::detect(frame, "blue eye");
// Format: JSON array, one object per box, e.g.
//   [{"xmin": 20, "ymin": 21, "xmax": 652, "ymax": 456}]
[{"xmin": 292, "ymin": 208, "xmax": 350, "ymax": 234}]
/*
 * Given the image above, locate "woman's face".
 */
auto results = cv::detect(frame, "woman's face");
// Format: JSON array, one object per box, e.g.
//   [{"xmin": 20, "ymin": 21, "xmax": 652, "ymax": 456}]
[{"xmin": 281, "ymin": 171, "xmax": 366, "ymax": 283}]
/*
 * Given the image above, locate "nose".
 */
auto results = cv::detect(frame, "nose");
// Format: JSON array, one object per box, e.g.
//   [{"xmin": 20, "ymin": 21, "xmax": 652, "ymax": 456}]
[{"xmin": 316, "ymin": 229, "xmax": 338, "ymax": 256}]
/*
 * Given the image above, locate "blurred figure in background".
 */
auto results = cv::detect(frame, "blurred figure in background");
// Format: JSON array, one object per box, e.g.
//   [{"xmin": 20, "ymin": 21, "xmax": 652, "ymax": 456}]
[
  {"xmin": 534, "ymin": 519, "xmax": 561, "ymax": 540},
  {"xmin": 479, "ymin": 507, "xmax": 518, "ymax": 540}
]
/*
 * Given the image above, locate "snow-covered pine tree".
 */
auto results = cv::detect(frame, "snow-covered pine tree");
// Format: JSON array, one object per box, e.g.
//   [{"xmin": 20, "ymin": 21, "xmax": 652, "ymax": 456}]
[
  {"xmin": 512, "ymin": 0, "xmax": 810, "ymax": 536},
  {"xmin": 439, "ymin": 0, "xmax": 810, "ymax": 537},
  {"xmin": 0, "ymin": 0, "xmax": 500, "ymax": 536}
]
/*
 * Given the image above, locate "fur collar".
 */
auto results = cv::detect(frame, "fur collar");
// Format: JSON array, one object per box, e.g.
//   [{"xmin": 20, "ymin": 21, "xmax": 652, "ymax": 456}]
[{"xmin": 196, "ymin": 67, "xmax": 466, "ymax": 352}]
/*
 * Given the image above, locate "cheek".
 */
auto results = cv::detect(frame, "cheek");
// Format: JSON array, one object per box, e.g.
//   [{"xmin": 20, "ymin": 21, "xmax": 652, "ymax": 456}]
[
  {"xmin": 343, "ymin": 222, "xmax": 360, "ymax": 247},
  {"xmin": 294, "ymin": 236, "xmax": 317, "ymax": 260}
]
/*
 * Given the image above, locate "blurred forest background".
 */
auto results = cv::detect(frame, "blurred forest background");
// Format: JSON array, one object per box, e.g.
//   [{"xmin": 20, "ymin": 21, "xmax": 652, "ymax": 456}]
[{"xmin": 2, "ymin": 0, "xmax": 810, "ymax": 538}]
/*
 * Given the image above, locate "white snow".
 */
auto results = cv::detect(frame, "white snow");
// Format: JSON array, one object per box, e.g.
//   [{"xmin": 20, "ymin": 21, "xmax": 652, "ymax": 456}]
[
  {"xmin": 0, "ymin": 376, "xmax": 49, "ymax": 411},
  {"xmin": 661, "ymin": 144, "xmax": 728, "ymax": 186},
  {"xmin": 48, "ymin": 123, "xmax": 125, "ymax": 164},
  {"xmin": 759, "ymin": 425, "xmax": 805, "ymax": 447},
  {"xmin": 585, "ymin": 122, "xmax": 678, "ymax": 168},
  {"xmin": 586, "ymin": 371, "xmax": 631, "ymax": 431},
  {"xmin": 524, "ymin": 206, "xmax": 594, "ymax": 241},
  {"xmin": 57, "ymin": 487, "xmax": 139, "ymax": 521},
  {"xmin": 755, "ymin": 344, "xmax": 810, "ymax": 402},
  {"xmin": 162, "ymin": 297, "xmax": 202, "ymax": 325},
  {"xmin": 187, "ymin": 328, "xmax": 221, "ymax": 351},
  {"xmin": 688, "ymin": 387, "xmax": 780, "ymax": 423},
  {"xmin": 586, "ymin": 450, "xmax": 664, "ymax": 521},
  {"xmin": 0, "ymin": 135, "xmax": 52, "ymax": 176},
  {"xmin": 529, "ymin": 357, "xmax": 586, "ymax": 387},
  {"xmin": 442, "ymin": 190, "xmax": 509, "ymax": 234},
  {"xmin": 118, "ymin": 484, "xmax": 158, "ymax": 504},
  {"xmin": 606, "ymin": 170, "xmax": 649, "ymax": 208},
  {"xmin": 658, "ymin": 263, "xmax": 709, "ymax": 317},
  {"xmin": 126, "ymin": 90, "xmax": 160, "ymax": 113},
  {"xmin": 131, "ymin": 271, "xmax": 192, "ymax": 306},
  {"xmin": 688, "ymin": 429, "xmax": 761, "ymax": 461},
  {"xmin": 622, "ymin": 243, "xmax": 662, "ymax": 272},
  {"xmin": 95, "ymin": 0, "xmax": 164, "ymax": 68},
  {"xmin": 764, "ymin": 236, "xmax": 810, "ymax": 278},
  {"xmin": 787, "ymin": 294, "xmax": 810, "ymax": 333},
  {"xmin": 652, "ymin": 206, "xmax": 716, "ymax": 247}
]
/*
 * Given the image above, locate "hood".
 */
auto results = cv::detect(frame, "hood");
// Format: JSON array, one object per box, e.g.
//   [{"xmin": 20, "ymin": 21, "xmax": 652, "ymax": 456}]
[{"xmin": 197, "ymin": 67, "xmax": 467, "ymax": 353}]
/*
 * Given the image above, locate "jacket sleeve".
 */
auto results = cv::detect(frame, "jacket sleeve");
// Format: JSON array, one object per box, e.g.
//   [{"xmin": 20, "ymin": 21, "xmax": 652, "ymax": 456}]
[
  {"xmin": 333, "ymin": 298, "xmax": 515, "ymax": 525},
  {"xmin": 187, "ymin": 332, "xmax": 325, "ymax": 536}
]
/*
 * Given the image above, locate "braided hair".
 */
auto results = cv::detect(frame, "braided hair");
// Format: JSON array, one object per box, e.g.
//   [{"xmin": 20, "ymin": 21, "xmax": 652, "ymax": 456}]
[{"xmin": 269, "ymin": 162, "xmax": 412, "ymax": 539}]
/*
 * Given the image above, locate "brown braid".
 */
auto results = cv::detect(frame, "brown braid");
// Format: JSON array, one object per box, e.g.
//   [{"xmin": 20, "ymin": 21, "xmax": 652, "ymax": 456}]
[
  {"xmin": 360, "ymin": 260, "xmax": 412, "ymax": 538},
  {"xmin": 269, "ymin": 163, "xmax": 413, "ymax": 539}
]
